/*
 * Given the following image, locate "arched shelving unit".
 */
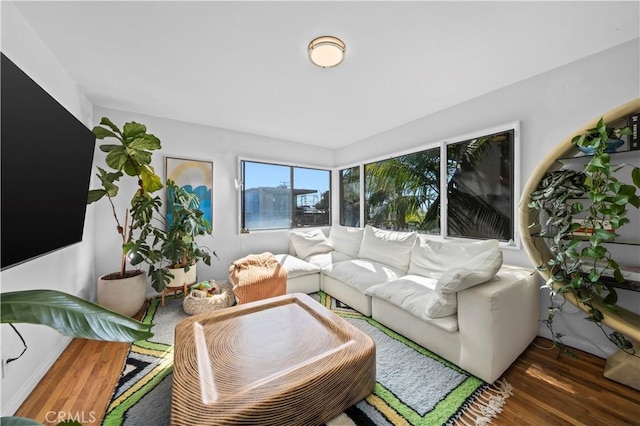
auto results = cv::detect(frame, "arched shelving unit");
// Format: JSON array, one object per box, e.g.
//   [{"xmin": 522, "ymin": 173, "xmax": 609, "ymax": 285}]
[{"xmin": 519, "ymin": 98, "xmax": 640, "ymax": 390}]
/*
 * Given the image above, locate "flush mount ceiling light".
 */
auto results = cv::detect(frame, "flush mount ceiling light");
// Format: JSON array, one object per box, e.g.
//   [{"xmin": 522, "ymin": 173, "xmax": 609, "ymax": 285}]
[{"xmin": 308, "ymin": 36, "xmax": 345, "ymax": 68}]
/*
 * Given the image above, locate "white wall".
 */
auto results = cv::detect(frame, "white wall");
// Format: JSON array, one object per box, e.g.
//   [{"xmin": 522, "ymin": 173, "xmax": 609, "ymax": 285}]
[
  {"xmin": 0, "ymin": 2, "xmax": 96, "ymax": 415},
  {"xmin": 91, "ymin": 106, "xmax": 335, "ymax": 291},
  {"xmin": 337, "ymin": 38, "xmax": 640, "ymax": 357}
]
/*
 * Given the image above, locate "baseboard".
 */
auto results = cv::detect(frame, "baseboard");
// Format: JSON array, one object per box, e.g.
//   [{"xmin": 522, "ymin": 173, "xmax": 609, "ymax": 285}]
[
  {"xmin": 2, "ymin": 336, "xmax": 72, "ymax": 416},
  {"xmin": 537, "ymin": 329, "xmax": 615, "ymax": 359}
]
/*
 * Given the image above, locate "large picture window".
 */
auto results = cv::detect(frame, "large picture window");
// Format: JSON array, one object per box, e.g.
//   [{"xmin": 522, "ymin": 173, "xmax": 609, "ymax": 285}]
[
  {"xmin": 241, "ymin": 160, "xmax": 330, "ymax": 230},
  {"xmin": 341, "ymin": 123, "xmax": 518, "ymax": 244}
]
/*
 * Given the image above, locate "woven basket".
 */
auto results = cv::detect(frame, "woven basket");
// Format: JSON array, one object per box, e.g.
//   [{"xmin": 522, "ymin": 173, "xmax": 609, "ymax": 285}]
[{"xmin": 183, "ymin": 280, "xmax": 235, "ymax": 315}]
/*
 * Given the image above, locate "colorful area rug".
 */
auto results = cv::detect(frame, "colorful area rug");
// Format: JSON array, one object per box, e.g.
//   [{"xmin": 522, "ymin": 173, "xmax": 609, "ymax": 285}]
[{"xmin": 101, "ymin": 292, "xmax": 512, "ymax": 426}]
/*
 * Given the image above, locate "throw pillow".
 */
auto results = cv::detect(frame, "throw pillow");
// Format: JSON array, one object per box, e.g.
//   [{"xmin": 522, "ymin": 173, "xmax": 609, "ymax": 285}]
[
  {"xmin": 328, "ymin": 225, "xmax": 364, "ymax": 258},
  {"xmin": 357, "ymin": 225, "xmax": 417, "ymax": 272},
  {"xmin": 289, "ymin": 229, "xmax": 333, "ymax": 260},
  {"xmin": 437, "ymin": 248, "xmax": 503, "ymax": 294},
  {"xmin": 365, "ymin": 275, "xmax": 458, "ymax": 321},
  {"xmin": 408, "ymin": 238, "xmax": 499, "ymax": 277}
]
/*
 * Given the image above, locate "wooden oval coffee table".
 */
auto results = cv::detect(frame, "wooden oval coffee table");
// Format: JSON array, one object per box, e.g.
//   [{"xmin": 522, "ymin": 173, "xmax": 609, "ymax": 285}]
[{"xmin": 172, "ymin": 293, "xmax": 376, "ymax": 426}]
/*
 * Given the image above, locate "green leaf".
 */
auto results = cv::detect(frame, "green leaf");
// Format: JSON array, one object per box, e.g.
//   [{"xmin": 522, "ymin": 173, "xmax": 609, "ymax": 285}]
[
  {"xmin": 593, "ymin": 228, "xmax": 616, "ymax": 241},
  {"xmin": 632, "ymin": 168, "xmax": 640, "ymax": 187},
  {"xmin": 609, "ymin": 331, "xmax": 633, "ymax": 350},
  {"xmin": 105, "ymin": 149, "xmax": 129, "ymax": 171},
  {"xmin": 617, "ymin": 184, "xmax": 636, "ymax": 196},
  {"xmin": 87, "ymin": 189, "xmax": 107, "ymax": 204},
  {"xmin": 582, "ymin": 246, "xmax": 606, "ymax": 259},
  {"xmin": 128, "ymin": 135, "xmax": 161, "ymax": 151},
  {"xmin": 613, "ymin": 268, "xmax": 624, "ymax": 283},
  {"xmin": 1, "ymin": 290, "xmax": 152, "ymax": 342},
  {"xmin": 99, "ymin": 144, "xmax": 123, "ymax": 153},
  {"xmin": 603, "ymin": 291, "xmax": 618, "ymax": 305},
  {"xmin": 150, "ymin": 267, "xmax": 174, "ymax": 293},
  {"xmin": 570, "ymin": 202, "xmax": 584, "ymax": 214},
  {"xmin": 139, "ymin": 165, "xmax": 163, "ymax": 193},
  {"xmin": 122, "ymin": 121, "xmax": 147, "ymax": 139},
  {"xmin": 613, "ymin": 195, "xmax": 630, "ymax": 205},
  {"xmin": 99, "ymin": 117, "xmax": 122, "ymax": 135},
  {"xmin": 92, "ymin": 126, "xmax": 120, "ymax": 141}
]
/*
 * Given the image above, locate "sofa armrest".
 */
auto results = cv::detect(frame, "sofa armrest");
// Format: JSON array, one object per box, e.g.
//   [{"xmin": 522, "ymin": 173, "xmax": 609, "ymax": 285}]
[{"xmin": 457, "ymin": 265, "xmax": 539, "ymax": 383}]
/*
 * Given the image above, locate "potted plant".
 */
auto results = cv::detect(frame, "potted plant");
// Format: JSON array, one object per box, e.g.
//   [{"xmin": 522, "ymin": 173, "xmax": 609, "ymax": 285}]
[
  {"xmin": 528, "ymin": 117, "xmax": 639, "ymax": 356},
  {"xmin": 148, "ymin": 179, "xmax": 217, "ymax": 294},
  {"xmin": 88, "ymin": 117, "xmax": 164, "ymax": 316}
]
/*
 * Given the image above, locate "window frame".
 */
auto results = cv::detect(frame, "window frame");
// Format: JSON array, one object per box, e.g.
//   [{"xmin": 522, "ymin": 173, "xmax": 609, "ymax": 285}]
[
  {"xmin": 337, "ymin": 121, "xmax": 520, "ymax": 249},
  {"xmin": 238, "ymin": 157, "xmax": 332, "ymax": 232}
]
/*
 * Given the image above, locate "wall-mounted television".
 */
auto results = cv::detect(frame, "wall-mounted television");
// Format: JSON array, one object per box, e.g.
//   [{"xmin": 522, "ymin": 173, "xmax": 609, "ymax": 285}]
[{"xmin": 1, "ymin": 52, "xmax": 96, "ymax": 270}]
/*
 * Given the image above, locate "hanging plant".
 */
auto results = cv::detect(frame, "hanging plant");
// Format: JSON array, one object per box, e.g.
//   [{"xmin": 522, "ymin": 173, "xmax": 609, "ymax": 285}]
[{"xmin": 528, "ymin": 118, "xmax": 639, "ymax": 356}]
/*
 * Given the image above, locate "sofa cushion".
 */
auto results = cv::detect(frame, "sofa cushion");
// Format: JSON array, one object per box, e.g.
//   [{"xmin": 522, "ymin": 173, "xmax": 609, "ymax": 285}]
[
  {"xmin": 365, "ymin": 275, "xmax": 459, "ymax": 331},
  {"xmin": 408, "ymin": 238, "xmax": 499, "ymax": 278},
  {"xmin": 437, "ymin": 248, "xmax": 503, "ymax": 293},
  {"xmin": 304, "ymin": 251, "xmax": 354, "ymax": 269},
  {"xmin": 323, "ymin": 258, "xmax": 405, "ymax": 293},
  {"xmin": 328, "ymin": 225, "xmax": 364, "ymax": 258},
  {"xmin": 357, "ymin": 225, "xmax": 417, "ymax": 272},
  {"xmin": 289, "ymin": 229, "xmax": 333, "ymax": 259},
  {"xmin": 273, "ymin": 254, "xmax": 321, "ymax": 278}
]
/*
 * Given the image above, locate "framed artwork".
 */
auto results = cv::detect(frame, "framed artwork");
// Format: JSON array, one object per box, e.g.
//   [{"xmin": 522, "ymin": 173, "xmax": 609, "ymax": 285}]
[{"xmin": 165, "ymin": 156, "xmax": 213, "ymax": 228}]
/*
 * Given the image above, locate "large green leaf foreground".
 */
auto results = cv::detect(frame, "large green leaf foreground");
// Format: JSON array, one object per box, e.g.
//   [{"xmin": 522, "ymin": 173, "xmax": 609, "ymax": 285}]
[{"xmin": 1, "ymin": 290, "xmax": 153, "ymax": 342}]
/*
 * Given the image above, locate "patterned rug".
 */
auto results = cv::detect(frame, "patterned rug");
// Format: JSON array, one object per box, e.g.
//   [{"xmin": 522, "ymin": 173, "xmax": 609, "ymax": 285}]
[{"xmin": 101, "ymin": 292, "xmax": 512, "ymax": 425}]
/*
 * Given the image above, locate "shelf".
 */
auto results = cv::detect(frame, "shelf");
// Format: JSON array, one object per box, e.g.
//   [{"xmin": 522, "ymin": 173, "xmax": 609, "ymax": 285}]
[
  {"xmin": 600, "ymin": 276, "xmax": 640, "ymax": 293},
  {"xmin": 557, "ymin": 148, "xmax": 640, "ymax": 163},
  {"xmin": 530, "ymin": 233, "xmax": 640, "ymax": 246}
]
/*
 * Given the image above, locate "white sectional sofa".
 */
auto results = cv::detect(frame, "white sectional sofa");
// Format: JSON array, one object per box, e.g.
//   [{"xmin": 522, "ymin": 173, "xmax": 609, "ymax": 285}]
[{"xmin": 272, "ymin": 224, "xmax": 539, "ymax": 383}]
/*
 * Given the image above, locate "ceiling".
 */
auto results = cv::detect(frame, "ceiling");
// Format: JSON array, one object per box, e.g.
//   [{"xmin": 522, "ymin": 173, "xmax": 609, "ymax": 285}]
[{"xmin": 11, "ymin": 1, "xmax": 640, "ymax": 149}]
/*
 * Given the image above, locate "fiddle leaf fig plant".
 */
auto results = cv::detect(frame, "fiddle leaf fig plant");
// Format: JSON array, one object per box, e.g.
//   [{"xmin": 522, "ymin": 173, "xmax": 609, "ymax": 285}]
[
  {"xmin": 528, "ymin": 117, "xmax": 639, "ymax": 357},
  {"xmin": 88, "ymin": 117, "xmax": 165, "ymax": 278}
]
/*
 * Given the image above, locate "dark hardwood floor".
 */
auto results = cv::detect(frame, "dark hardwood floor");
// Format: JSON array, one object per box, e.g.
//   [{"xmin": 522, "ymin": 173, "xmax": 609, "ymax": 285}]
[{"xmin": 14, "ymin": 335, "xmax": 640, "ymax": 425}]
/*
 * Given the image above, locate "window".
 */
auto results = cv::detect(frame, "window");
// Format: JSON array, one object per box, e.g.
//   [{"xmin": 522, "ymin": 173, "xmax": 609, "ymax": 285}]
[
  {"xmin": 364, "ymin": 147, "xmax": 441, "ymax": 233},
  {"xmin": 445, "ymin": 129, "xmax": 515, "ymax": 240},
  {"xmin": 241, "ymin": 161, "xmax": 330, "ymax": 230},
  {"xmin": 339, "ymin": 166, "xmax": 360, "ymax": 227},
  {"xmin": 340, "ymin": 123, "xmax": 518, "ymax": 243}
]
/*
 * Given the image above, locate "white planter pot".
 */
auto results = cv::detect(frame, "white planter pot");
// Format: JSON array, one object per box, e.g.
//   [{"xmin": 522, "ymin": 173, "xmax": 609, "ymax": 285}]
[
  {"xmin": 97, "ymin": 270, "xmax": 147, "ymax": 317},
  {"xmin": 166, "ymin": 264, "xmax": 197, "ymax": 290}
]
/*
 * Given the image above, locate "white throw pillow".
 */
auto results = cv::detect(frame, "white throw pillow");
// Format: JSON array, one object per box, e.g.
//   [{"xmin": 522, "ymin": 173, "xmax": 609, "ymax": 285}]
[
  {"xmin": 437, "ymin": 248, "xmax": 503, "ymax": 293},
  {"xmin": 328, "ymin": 225, "xmax": 364, "ymax": 258},
  {"xmin": 408, "ymin": 238, "xmax": 499, "ymax": 277},
  {"xmin": 357, "ymin": 225, "xmax": 417, "ymax": 272},
  {"xmin": 289, "ymin": 229, "xmax": 333, "ymax": 260},
  {"xmin": 273, "ymin": 253, "xmax": 321, "ymax": 278},
  {"xmin": 365, "ymin": 275, "xmax": 459, "ymax": 325}
]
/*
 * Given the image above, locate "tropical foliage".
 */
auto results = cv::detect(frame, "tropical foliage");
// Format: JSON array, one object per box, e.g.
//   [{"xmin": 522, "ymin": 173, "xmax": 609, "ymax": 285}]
[
  {"xmin": 528, "ymin": 117, "xmax": 639, "ymax": 356},
  {"xmin": 363, "ymin": 131, "xmax": 513, "ymax": 240},
  {"xmin": 1, "ymin": 290, "xmax": 153, "ymax": 342},
  {"xmin": 365, "ymin": 149, "xmax": 440, "ymax": 232},
  {"xmin": 148, "ymin": 180, "xmax": 217, "ymax": 292}
]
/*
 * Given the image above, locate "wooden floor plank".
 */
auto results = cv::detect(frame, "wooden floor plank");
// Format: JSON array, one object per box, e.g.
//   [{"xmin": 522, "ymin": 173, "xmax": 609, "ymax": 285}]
[{"xmin": 14, "ymin": 333, "xmax": 640, "ymax": 425}]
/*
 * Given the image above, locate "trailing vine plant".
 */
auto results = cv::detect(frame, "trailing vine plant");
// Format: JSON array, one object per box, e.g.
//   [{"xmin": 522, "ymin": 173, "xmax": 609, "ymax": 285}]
[{"xmin": 528, "ymin": 117, "xmax": 640, "ymax": 357}]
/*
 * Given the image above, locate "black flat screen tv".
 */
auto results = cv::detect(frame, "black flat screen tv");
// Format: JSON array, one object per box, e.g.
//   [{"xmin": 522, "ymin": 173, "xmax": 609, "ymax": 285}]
[{"xmin": 1, "ymin": 52, "xmax": 96, "ymax": 270}]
